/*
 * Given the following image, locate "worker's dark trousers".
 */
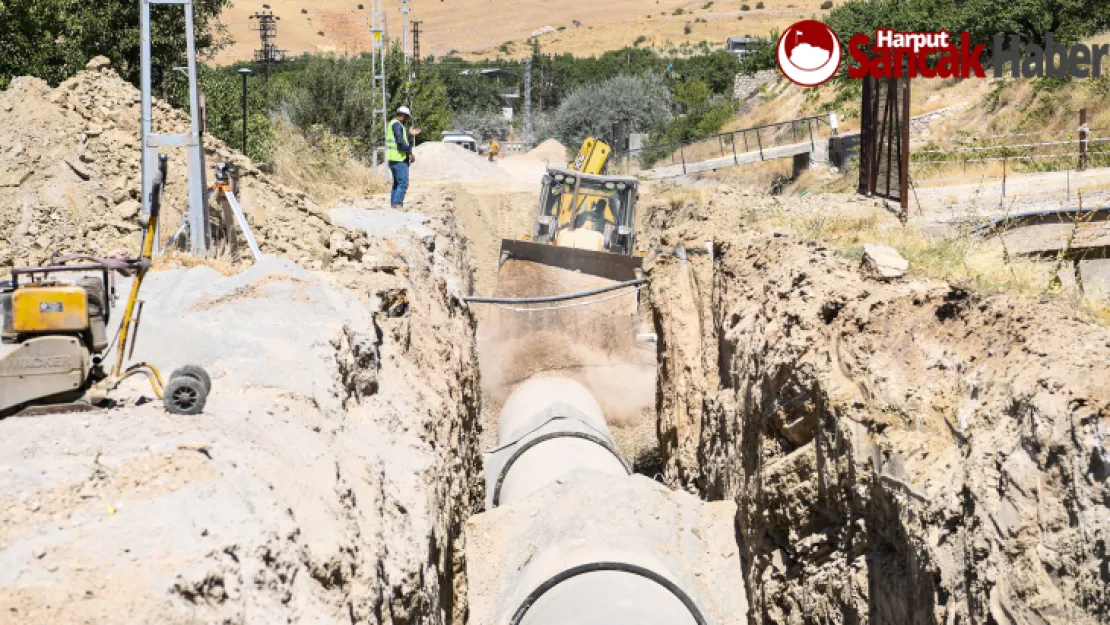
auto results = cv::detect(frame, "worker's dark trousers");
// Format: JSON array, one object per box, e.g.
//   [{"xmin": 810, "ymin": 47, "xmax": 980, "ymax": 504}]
[{"xmin": 389, "ymin": 160, "xmax": 409, "ymax": 207}]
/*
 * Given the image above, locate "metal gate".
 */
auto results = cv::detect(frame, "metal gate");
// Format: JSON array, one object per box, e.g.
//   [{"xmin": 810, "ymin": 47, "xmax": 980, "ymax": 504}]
[{"xmin": 859, "ymin": 76, "xmax": 910, "ymax": 218}]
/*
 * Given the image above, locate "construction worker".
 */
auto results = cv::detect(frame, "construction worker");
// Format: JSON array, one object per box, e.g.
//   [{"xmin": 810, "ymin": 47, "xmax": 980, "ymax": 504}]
[
  {"xmin": 489, "ymin": 139, "xmax": 501, "ymax": 163},
  {"xmin": 387, "ymin": 106, "xmax": 417, "ymax": 209},
  {"xmin": 576, "ymin": 198, "xmax": 615, "ymax": 232}
]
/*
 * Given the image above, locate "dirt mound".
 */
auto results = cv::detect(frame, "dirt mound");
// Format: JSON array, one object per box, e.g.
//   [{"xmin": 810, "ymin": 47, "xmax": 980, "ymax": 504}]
[
  {"xmin": 0, "ymin": 61, "xmax": 339, "ymax": 269},
  {"xmin": 410, "ymin": 141, "xmax": 510, "ymax": 181},
  {"xmin": 513, "ymin": 138, "xmax": 568, "ymax": 164}
]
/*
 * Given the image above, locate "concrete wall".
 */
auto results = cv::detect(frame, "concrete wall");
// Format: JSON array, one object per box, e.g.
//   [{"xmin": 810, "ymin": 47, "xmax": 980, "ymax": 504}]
[{"xmin": 733, "ymin": 70, "xmax": 777, "ymax": 101}]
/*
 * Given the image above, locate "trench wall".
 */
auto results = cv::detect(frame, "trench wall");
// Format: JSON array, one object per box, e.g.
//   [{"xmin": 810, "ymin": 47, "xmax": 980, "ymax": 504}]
[{"xmin": 647, "ymin": 229, "xmax": 1110, "ymax": 624}]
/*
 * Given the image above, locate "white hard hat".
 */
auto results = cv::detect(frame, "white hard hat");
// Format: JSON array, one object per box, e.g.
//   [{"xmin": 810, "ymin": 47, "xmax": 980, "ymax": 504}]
[{"xmin": 397, "ymin": 106, "xmax": 412, "ymax": 116}]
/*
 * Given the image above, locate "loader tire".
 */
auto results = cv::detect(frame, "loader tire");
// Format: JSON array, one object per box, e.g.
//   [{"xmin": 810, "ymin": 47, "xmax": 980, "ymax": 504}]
[
  {"xmin": 171, "ymin": 365, "xmax": 212, "ymax": 393},
  {"xmin": 164, "ymin": 376, "xmax": 207, "ymax": 415}
]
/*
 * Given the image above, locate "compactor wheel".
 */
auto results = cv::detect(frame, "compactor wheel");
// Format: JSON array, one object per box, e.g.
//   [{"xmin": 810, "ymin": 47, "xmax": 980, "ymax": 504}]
[
  {"xmin": 164, "ymin": 376, "xmax": 207, "ymax": 415},
  {"xmin": 171, "ymin": 365, "xmax": 212, "ymax": 393}
]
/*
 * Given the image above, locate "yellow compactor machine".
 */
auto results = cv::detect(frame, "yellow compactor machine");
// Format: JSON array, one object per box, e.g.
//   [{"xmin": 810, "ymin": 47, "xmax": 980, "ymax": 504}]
[
  {"xmin": 0, "ymin": 156, "xmax": 210, "ymax": 418},
  {"xmin": 499, "ymin": 138, "xmax": 644, "ymax": 282}
]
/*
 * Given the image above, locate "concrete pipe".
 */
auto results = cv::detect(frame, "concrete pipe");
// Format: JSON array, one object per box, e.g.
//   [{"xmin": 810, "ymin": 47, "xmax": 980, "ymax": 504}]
[
  {"xmin": 511, "ymin": 564, "xmax": 704, "ymax": 625},
  {"xmin": 485, "ymin": 377, "xmax": 630, "ymax": 508}
]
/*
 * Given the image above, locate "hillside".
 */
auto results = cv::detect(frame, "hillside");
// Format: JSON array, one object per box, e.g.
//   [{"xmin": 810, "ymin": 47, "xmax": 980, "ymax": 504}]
[{"xmin": 215, "ymin": 0, "xmax": 827, "ymax": 64}]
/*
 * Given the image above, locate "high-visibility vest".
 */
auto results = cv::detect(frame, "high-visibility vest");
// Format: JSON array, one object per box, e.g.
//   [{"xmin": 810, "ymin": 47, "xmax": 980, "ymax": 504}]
[{"xmin": 386, "ymin": 118, "xmax": 408, "ymax": 162}]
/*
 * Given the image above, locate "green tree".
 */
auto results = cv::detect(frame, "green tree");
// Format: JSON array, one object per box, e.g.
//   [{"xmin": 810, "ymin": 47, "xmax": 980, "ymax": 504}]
[
  {"xmin": 0, "ymin": 0, "xmax": 230, "ymax": 89},
  {"xmin": 548, "ymin": 73, "xmax": 673, "ymax": 148},
  {"xmin": 825, "ymin": 0, "xmax": 1110, "ymax": 79}
]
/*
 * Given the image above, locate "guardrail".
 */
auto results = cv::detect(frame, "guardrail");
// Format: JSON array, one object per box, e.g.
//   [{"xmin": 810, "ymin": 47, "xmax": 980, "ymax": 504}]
[{"xmin": 622, "ymin": 114, "xmax": 836, "ymax": 173}]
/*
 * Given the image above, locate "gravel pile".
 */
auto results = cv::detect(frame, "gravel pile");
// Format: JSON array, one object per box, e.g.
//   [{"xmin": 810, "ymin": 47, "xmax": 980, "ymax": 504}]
[{"xmin": 410, "ymin": 141, "xmax": 510, "ymax": 180}]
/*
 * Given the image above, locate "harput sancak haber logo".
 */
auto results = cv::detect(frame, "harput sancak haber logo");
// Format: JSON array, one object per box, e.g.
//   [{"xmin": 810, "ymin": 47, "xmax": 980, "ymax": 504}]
[{"xmin": 776, "ymin": 20, "xmax": 843, "ymax": 87}]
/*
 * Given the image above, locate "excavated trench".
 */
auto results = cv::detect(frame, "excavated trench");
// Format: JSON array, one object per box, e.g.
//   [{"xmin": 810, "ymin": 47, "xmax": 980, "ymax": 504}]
[{"xmin": 642, "ymin": 197, "xmax": 1110, "ymax": 624}]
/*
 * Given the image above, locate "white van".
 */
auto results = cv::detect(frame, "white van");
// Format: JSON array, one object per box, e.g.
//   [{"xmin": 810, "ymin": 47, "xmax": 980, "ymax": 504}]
[{"xmin": 443, "ymin": 131, "xmax": 479, "ymax": 153}]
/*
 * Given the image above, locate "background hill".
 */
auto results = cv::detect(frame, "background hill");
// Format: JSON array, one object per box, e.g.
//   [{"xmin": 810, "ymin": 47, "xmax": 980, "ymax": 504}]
[{"xmin": 215, "ymin": 0, "xmax": 827, "ymax": 63}]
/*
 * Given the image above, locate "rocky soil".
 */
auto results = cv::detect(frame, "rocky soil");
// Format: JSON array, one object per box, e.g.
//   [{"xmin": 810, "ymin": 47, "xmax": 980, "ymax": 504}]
[
  {"xmin": 0, "ymin": 59, "xmax": 337, "ymax": 269},
  {"xmin": 1, "ymin": 202, "xmax": 484, "ymax": 624},
  {"xmin": 644, "ymin": 194, "xmax": 1110, "ymax": 623}
]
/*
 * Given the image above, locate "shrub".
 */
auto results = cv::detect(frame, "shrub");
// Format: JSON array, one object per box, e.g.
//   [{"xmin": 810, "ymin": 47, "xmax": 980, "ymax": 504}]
[
  {"xmin": 703, "ymin": 1, "xmax": 715, "ymax": 7},
  {"xmin": 635, "ymin": 35, "xmax": 648, "ymax": 46},
  {"xmin": 741, "ymin": 4, "xmax": 751, "ymax": 9},
  {"xmin": 548, "ymin": 73, "xmax": 673, "ymax": 148},
  {"xmin": 284, "ymin": 56, "xmax": 377, "ymax": 153},
  {"xmin": 684, "ymin": 23, "xmax": 694, "ymax": 34},
  {"xmin": 756, "ymin": 1, "xmax": 764, "ymax": 7},
  {"xmin": 820, "ymin": 0, "xmax": 833, "ymax": 7},
  {"xmin": 673, "ymin": 7, "xmax": 685, "ymax": 14},
  {"xmin": 738, "ymin": 33, "xmax": 776, "ymax": 72}
]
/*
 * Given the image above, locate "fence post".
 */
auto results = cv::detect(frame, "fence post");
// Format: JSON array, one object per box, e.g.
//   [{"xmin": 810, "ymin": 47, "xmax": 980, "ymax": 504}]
[
  {"xmin": 1078, "ymin": 108, "xmax": 1088, "ymax": 172},
  {"xmin": 1002, "ymin": 155, "xmax": 1007, "ymax": 198},
  {"xmin": 743, "ymin": 130, "xmax": 749, "ymax": 153},
  {"xmin": 681, "ymin": 146, "xmax": 687, "ymax": 174},
  {"xmin": 791, "ymin": 121, "xmax": 798, "ymax": 143},
  {"xmin": 756, "ymin": 129, "xmax": 764, "ymax": 161},
  {"xmin": 731, "ymin": 133, "xmax": 739, "ymax": 164},
  {"xmin": 808, "ymin": 118, "xmax": 815, "ymax": 156},
  {"xmin": 718, "ymin": 135, "xmax": 725, "ymax": 159}
]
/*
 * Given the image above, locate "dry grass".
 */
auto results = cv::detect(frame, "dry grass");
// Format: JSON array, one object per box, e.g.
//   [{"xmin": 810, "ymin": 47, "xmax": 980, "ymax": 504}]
[
  {"xmin": 775, "ymin": 206, "xmax": 1110, "ymax": 321},
  {"xmin": 269, "ymin": 120, "xmax": 387, "ymax": 209},
  {"xmin": 153, "ymin": 251, "xmax": 242, "ymax": 275}
]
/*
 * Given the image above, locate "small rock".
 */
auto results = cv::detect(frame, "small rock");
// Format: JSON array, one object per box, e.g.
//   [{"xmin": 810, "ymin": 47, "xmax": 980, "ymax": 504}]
[
  {"xmin": 85, "ymin": 126, "xmax": 104, "ymax": 137},
  {"xmin": 116, "ymin": 200, "xmax": 141, "ymax": 220},
  {"xmin": 32, "ymin": 547, "xmax": 46, "ymax": 559},
  {"xmin": 65, "ymin": 158, "xmax": 93, "ymax": 181},
  {"xmin": 177, "ymin": 441, "xmax": 212, "ymax": 457},
  {"xmin": 0, "ymin": 170, "xmax": 32, "ymax": 188},
  {"xmin": 86, "ymin": 56, "xmax": 112, "ymax": 71},
  {"xmin": 861, "ymin": 243, "xmax": 909, "ymax": 280}
]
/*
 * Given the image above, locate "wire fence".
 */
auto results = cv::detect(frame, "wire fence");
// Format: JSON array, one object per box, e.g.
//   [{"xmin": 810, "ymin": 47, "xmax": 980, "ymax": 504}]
[{"xmin": 910, "ymin": 126, "xmax": 1110, "ymax": 194}]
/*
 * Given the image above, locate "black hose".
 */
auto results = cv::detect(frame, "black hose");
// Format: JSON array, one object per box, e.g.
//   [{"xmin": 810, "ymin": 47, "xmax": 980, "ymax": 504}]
[
  {"xmin": 463, "ymin": 279, "xmax": 648, "ymax": 305},
  {"xmin": 508, "ymin": 562, "xmax": 709, "ymax": 625}
]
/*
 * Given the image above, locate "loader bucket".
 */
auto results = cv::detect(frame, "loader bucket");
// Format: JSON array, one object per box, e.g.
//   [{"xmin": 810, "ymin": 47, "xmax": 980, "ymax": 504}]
[{"xmin": 499, "ymin": 239, "xmax": 643, "ymax": 283}]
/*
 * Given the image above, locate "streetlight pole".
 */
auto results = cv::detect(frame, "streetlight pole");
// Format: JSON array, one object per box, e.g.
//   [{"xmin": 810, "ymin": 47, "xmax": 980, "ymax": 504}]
[{"xmin": 238, "ymin": 68, "xmax": 252, "ymax": 156}]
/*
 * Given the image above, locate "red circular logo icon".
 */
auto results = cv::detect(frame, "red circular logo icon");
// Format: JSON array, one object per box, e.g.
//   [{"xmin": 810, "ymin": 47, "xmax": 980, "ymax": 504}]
[{"xmin": 776, "ymin": 21, "xmax": 842, "ymax": 87}]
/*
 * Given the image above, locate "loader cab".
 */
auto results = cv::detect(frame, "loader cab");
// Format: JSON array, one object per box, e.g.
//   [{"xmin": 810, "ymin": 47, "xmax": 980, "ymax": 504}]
[{"xmin": 533, "ymin": 168, "xmax": 639, "ymax": 256}]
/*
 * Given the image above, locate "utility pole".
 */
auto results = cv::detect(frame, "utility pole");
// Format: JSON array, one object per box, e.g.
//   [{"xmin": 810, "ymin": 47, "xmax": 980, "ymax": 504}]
[
  {"xmin": 401, "ymin": 0, "xmax": 410, "ymax": 70},
  {"xmin": 524, "ymin": 57, "xmax": 533, "ymax": 150},
  {"xmin": 370, "ymin": 0, "xmax": 388, "ymax": 173},
  {"xmin": 141, "ymin": 0, "xmax": 208, "ymax": 256},
  {"xmin": 412, "ymin": 20, "xmax": 422, "ymax": 75},
  {"xmin": 237, "ymin": 68, "xmax": 250, "ymax": 155},
  {"xmin": 249, "ymin": 9, "xmax": 287, "ymax": 82}
]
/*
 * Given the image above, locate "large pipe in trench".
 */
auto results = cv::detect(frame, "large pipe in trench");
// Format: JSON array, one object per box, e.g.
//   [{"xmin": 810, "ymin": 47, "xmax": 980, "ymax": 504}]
[{"xmin": 484, "ymin": 377, "xmax": 705, "ymax": 625}]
